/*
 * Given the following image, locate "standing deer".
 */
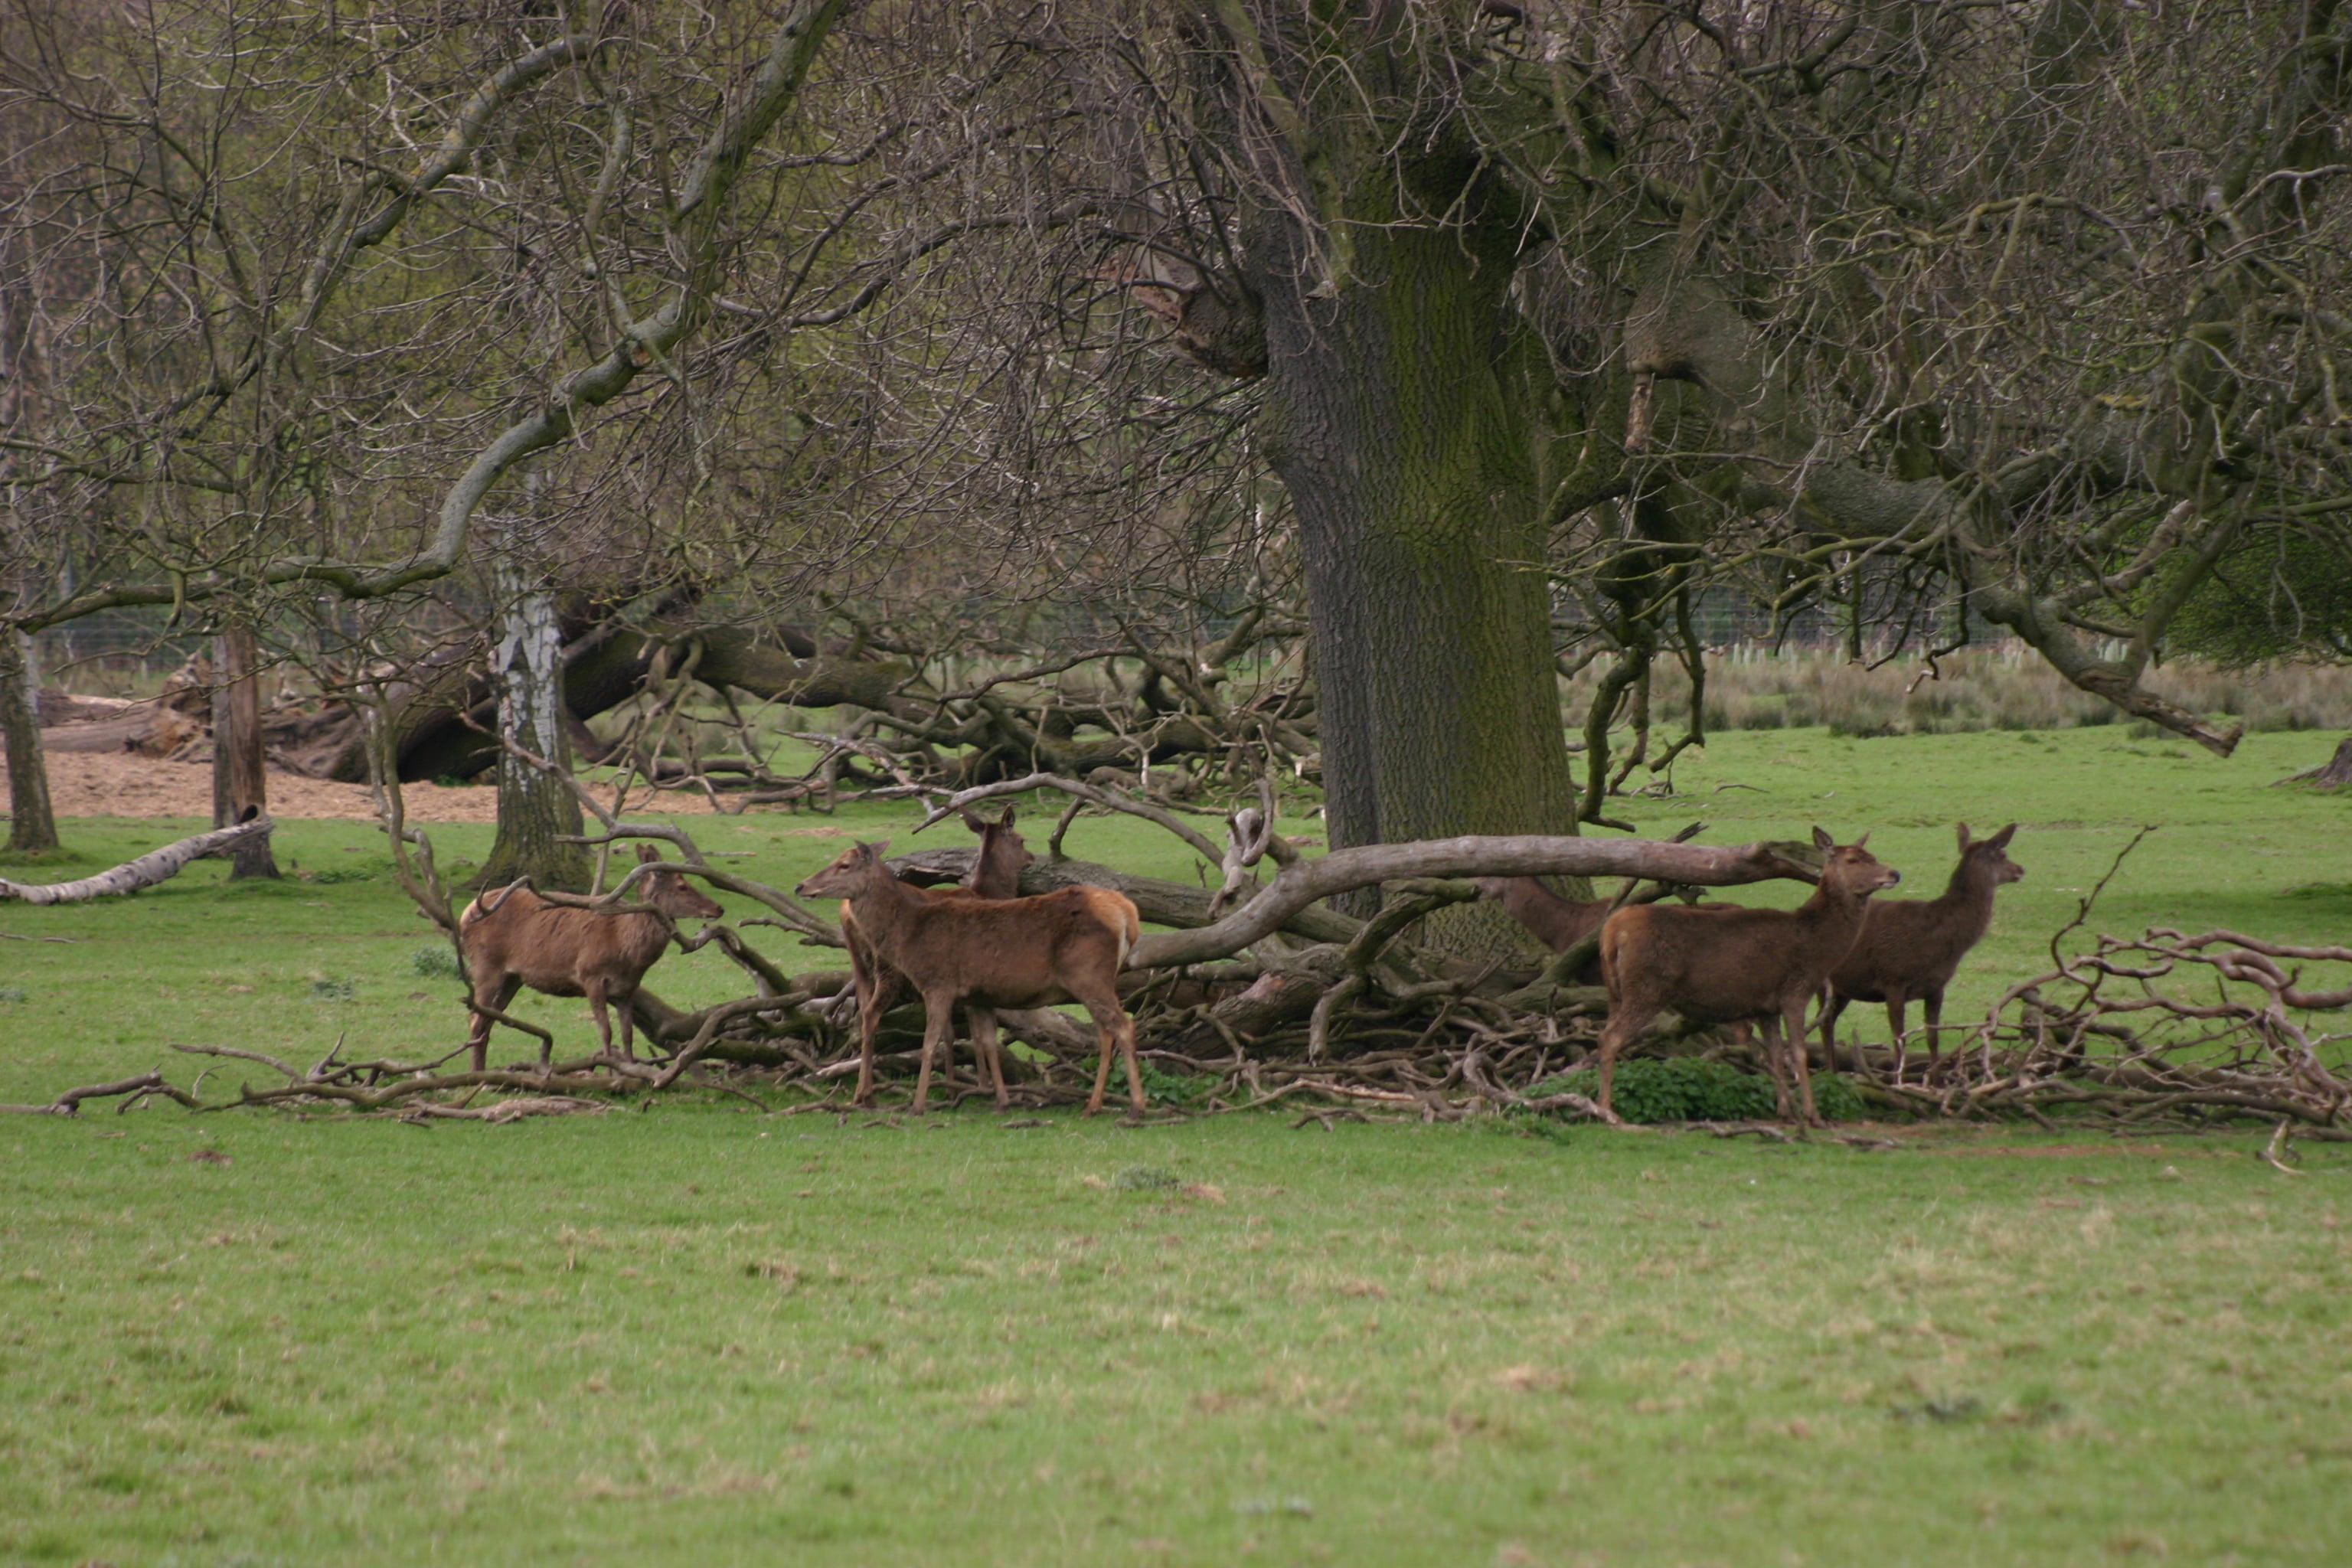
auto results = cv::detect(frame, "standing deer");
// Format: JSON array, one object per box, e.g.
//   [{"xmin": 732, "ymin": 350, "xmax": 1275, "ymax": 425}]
[
  {"xmin": 798, "ymin": 840, "xmax": 1144, "ymax": 1116},
  {"xmin": 457, "ymin": 844, "xmax": 724, "ymax": 1071},
  {"xmin": 1596, "ymin": 828, "xmax": 1900, "ymax": 1125},
  {"xmin": 1475, "ymin": 877, "xmax": 1613, "ymax": 980},
  {"xmin": 1819, "ymin": 823, "xmax": 2022, "ymax": 1069},
  {"xmin": 838, "ymin": 806, "xmax": 1032, "ymax": 1107}
]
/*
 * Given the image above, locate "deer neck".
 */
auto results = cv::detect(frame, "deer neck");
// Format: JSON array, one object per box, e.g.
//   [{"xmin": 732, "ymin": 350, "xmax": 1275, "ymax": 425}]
[
  {"xmin": 1798, "ymin": 876, "xmax": 1873, "ymax": 949},
  {"xmin": 619, "ymin": 907, "xmax": 678, "ymax": 965},
  {"xmin": 849, "ymin": 871, "xmax": 929, "ymax": 956},
  {"xmin": 1933, "ymin": 858, "xmax": 1999, "ymax": 942}
]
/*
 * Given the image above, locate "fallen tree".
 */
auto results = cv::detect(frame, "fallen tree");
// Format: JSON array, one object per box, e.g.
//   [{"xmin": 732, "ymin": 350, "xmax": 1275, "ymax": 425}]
[{"xmin": 0, "ymin": 815, "xmax": 274, "ymax": 904}]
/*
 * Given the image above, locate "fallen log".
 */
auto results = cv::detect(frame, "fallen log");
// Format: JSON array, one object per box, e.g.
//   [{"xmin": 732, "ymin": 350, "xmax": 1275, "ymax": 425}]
[
  {"xmin": 1132, "ymin": 835, "xmax": 1815, "ymax": 968},
  {"xmin": 0, "ymin": 815, "xmax": 275, "ymax": 904}
]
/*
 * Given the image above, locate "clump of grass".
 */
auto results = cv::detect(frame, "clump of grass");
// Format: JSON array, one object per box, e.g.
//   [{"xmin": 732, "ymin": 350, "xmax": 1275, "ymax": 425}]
[
  {"xmin": 307, "ymin": 975, "xmax": 356, "ymax": 1001},
  {"xmin": 0, "ymin": 985, "xmax": 26, "ymax": 1004},
  {"xmin": 410, "ymin": 946, "xmax": 462, "ymax": 980},
  {"xmin": 1530, "ymin": 1057, "xmax": 1866, "ymax": 1123},
  {"xmin": 1112, "ymin": 1164, "xmax": 1181, "ymax": 1191}
]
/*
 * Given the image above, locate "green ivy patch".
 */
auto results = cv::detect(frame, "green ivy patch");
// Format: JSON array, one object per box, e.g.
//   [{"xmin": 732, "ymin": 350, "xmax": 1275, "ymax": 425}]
[{"xmin": 1529, "ymin": 1057, "xmax": 1866, "ymax": 1124}]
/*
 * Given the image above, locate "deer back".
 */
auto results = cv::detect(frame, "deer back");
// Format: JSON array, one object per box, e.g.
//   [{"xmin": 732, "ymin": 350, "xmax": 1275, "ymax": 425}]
[
  {"xmin": 1479, "ymin": 875, "xmax": 1612, "ymax": 953},
  {"xmin": 459, "ymin": 885, "xmax": 679, "ymax": 998},
  {"xmin": 1602, "ymin": 830, "xmax": 1898, "ymax": 1022},
  {"xmin": 1832, "ymin": 824, "xmax": 2020, "ymax": 998}
]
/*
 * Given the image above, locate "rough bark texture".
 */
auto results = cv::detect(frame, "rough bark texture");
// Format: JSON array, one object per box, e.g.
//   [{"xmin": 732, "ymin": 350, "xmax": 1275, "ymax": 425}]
[
  {"xmin": 475, "ymin": 546, "xmax": 590, "ymax": 891},
  {"xmin": 0, "ymin": 629, "xmax": 59, "ymax": 852},
  {"xmin": 210, "ymin": 626, "xmax": 278, "ymax": 879},
  {"xmin": 1219, "ymin": 8, "xmax": 1576, "ymax": 946}
]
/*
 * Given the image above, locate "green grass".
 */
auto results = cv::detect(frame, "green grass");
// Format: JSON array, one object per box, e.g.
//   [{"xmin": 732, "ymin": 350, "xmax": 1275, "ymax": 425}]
[
  {"xmin": 3, "ymin": 726, "xmax": 2350, "ymax": 1563},
  {"xmin": 5, "ymin": 1114, "xmax": 2349, "ymax": 1565}
]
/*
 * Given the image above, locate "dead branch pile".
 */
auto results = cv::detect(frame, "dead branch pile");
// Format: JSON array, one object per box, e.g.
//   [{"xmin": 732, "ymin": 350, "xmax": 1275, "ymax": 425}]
[
  {"xmin": 1849, "ymin": 929, "xmax": 2352, "ymax": 1132},
  {"xmin": 18, "ymin": 768, "xmax": 2348, "ymax": 1135}
]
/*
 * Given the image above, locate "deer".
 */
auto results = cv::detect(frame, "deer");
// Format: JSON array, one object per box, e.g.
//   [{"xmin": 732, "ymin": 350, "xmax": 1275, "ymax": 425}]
[
  {"xmin": 836, "ymin": 806, "xmax": 1033, "ymax": 1108},
  {"xmin": 797, "ymin": 839, "xmax": 1145, "ymax": 1117},
  {"xmin": 1475, "ymin": 876, "xmax": 1613, "ymax": 980},
  {"xmin": 1595, "ymin": 828, "xmax": 1900, "ymax": 1125},
  {"xmin": 457, "ymin": 844, "xmax": 724, "ymax": 1072},
  {"xmin": 1818, "ymin": 823, "xmax": 2021, "ymax": 1070}
]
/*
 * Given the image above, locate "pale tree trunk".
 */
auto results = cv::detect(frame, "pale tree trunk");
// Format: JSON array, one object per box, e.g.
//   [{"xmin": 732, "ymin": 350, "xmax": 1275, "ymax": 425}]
[
  {"xmin": 210, "ymin": 623, "xmax": 278, "ymax": 878},
  {"xmin": 1, "ymin": 628, "xmax": 60, "ymax": 853},
  {"xmin": 475, "ymin": 496, "xmax": 590, "ymax": 891}
]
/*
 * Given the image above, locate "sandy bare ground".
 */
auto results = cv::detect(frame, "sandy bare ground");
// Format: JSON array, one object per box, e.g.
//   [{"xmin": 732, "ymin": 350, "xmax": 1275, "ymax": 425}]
[{"xmin": 26, "ymin": 750, "xmax": 718, "ymax": 823}]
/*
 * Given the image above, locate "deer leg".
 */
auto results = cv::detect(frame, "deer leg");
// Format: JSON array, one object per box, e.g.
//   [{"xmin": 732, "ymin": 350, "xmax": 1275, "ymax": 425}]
[
  {"xmin": 1759, "ymin": 1015, "xmax": 1793, "ymax": 1122},
  {"xmin": 968, "ymin": 1007, "xmax": 1008, "ymax": 1110},
  {"xmin": 1118, "ymin": 1011, "xmax": 1145, "ymax": 1117},
  {"xmin": 1787, "ymin": 1001, "xmax": 1821, "ymax": 1126},
  {"xmin": 1812, "ymin": 996, "xmax": 1842, "ymax": 1075},
  {"xmin": 852, "ymin": 964, "xmax": 899, "ymax": 1109},
  {"xmin": 1919, "ymin": 989, "xmax": 1944, "ymax": 1065},
  {"xmin": 1594, "ymin": 1005, "xmax": 1656, "ymax": 1119},
  {"xmin": 467, "ymin": 975, "xmax": 521, "ymax": 1072},
  {"xmin": 1884, "ymin": 991, "xmax": 1909, "ymax": 1078},
  {"xmin": 911, "ymin": 994, "xmax": 954, "ymax": 1116},
  {"xmin": 586, "ymin": 977, "xmax": 632, "ymax": 1064}
]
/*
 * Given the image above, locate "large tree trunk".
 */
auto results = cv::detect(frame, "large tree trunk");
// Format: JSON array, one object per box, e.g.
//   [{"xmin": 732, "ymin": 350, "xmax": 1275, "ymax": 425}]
[
  {"xmin": 210, "ymin": 625, "xmax": 278, "ymax": 879},
  {"xmin": 1217, "ymin": 8, "xmax": 1576, "ymax": 947},
  {"xmin": 475, "ymin": 528, "xmax": 590, "ymax": 892},
  {"xmin": 0, "ymin": 629, "xmax": 59, "ymax": 853}
]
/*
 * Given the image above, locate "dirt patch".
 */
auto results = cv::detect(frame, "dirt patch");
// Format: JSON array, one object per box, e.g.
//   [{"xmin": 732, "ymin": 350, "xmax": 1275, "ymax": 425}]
[
  {"xmin": 25, "ymin": 750, "xmax": 717, "ymax": 823},
  {"xmin": 1916, "ymin": 1143, "xmax": 2180, "ymax": 1158}
]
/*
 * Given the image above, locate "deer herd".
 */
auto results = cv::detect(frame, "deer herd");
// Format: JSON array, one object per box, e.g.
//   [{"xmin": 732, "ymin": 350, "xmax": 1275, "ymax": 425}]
[{"xmin": 457, "ymin": 809, "xmax": 2024, "ymax": 1129}]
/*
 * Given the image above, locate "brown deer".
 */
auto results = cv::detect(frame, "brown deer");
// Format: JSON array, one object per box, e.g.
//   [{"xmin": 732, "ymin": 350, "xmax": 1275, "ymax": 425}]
[
  {"xmin": 1819, "ymin": 823, "xmax": 2021, "ymax": 1069},
  {"xmin": 457, "ymin": 844, "xmax": 724, "ymax": 1071},
  {"xmin": 1475, "ymin": 877, "xmax": 1613, "ymax": 979},
  {"xmin": 837, "ymin": 806, "xmax": 1032, "ymax": 1107},
  {"xmin": 797, "ymin": 840, "xmax": 1145, "ymax": 1116},
  {"xmin": 1596, "ymin": 828, "xmax": 1900, "ymax": 1125}
]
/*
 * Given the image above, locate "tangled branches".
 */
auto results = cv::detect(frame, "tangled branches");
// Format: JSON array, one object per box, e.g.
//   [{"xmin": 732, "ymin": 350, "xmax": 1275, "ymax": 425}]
[{"xmin": 1855, "ymin": 929, "xmax": 2352, "ymax": 1133}]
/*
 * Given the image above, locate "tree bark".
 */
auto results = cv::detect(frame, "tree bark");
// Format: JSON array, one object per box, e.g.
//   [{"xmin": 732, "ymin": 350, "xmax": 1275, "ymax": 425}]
[
  {"xmin": 1211, "ymin": 7, "xmax": 1576, "ymax": 946},
  {"xmin": 475, "ymin": 521, "xmax": 590, "ymax": 892},
  {"xmin": 2298, "ymin": 734, "xmax": 2352, "ymax": 789},
  {"xmin": 0, "ymin": 629, "xmax": 59, "ymax": 853},
  {"xmin": 210, "ymin": 625, "xmax": 278, "ymax": 879}
]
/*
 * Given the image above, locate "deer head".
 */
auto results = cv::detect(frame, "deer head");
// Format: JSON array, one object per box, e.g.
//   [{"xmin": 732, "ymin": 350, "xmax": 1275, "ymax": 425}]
[
  {"xmin": 634, "ymin": 843, "xmax": 724, "ymax": 920},
  {"xmin": 964, "ymin": 805, "xmax": 1034, "ymax": 887},
  {"xmin": 1957, "ymin": 822, "xmax": 2024, "ymax": 885},
  {"xmin": 1812, "ymin": 826, "xmax": 1902, "ymax": 897},
  {"xmin": 796, "ymin": 840, "xmax": 890, "ymax": 900}
]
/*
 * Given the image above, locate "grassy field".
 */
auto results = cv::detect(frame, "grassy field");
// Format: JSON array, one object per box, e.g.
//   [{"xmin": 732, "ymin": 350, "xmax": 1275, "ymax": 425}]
[{"xmin": 4, "ymin": 726, "xmax": 2350, "ymax": 1564}]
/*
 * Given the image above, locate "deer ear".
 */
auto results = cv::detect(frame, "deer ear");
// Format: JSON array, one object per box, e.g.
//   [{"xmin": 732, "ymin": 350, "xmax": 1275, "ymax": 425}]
[
  {"xmin": 1811, "ymin": 825, "xmax": 1834, "ymax": 851},
  {"xmin": 1986, "ymin": 823, "xmax": 2017, "ymax": 850},
  {"xmin": 638, "ymin": 843, "xmax": 660, "ymax": 864},
  {"xmin": 1955, "ymin": 822, "xmax": 1971, "ymax": 849},
  {"xmin": 862, "ymin": 838, "xmax": 890, "ymax": 858},
  {"xmin": 959, "ymin": 809, "xmax": 986, "ymax": 833},
  {"xmin": 1852, "ymin": 831, "xmax": 1870, "ymax": 850},
  {"xmin": 999, "ymin": 805, "xmax": 1016, "ymax": 828}
]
